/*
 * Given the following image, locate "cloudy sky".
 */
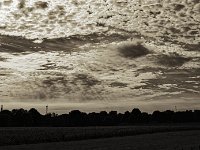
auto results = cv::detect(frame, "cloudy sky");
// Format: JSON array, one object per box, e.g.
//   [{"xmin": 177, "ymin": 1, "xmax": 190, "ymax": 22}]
[{"xmin": 0, "ymin": 0, "xmax": 200, "ymax": 113}]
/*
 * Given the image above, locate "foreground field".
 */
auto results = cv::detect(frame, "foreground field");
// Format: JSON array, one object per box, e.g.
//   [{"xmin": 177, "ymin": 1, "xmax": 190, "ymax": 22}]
[
  {"xmin": 1, "ymin": 130, "xmax": 200, "ymax": 150},
  {"xmin": 0, "ymin": 124, "xmax": 200, "ymax": 146}
]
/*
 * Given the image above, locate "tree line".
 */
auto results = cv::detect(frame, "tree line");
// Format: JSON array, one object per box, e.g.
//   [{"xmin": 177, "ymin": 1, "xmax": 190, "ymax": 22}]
[{"xmin": 0, "ymin": 108, "xmax": 200, "ymax": 127}]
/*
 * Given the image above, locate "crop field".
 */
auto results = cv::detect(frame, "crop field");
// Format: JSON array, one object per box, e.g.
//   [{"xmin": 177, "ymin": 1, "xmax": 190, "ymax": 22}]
[
  {"xmin": 0, "ymin": 124, "xmax": 200, "ymax": 146},
  {"xmin": 1, "ymin": 130, "xmax": 200, "ymax": 150}
]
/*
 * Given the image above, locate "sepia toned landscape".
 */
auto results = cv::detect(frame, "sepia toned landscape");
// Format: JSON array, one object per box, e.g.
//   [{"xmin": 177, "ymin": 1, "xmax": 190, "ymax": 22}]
[{"xmin": 0, "ymin": 0, "xmax": 200, "ymax": 149}]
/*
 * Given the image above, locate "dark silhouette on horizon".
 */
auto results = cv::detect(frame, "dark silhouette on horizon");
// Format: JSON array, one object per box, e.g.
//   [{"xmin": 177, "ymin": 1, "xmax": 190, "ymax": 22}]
[{"xmin": 0, "ymin": 108, "xmax": 200, "ymax": 127}]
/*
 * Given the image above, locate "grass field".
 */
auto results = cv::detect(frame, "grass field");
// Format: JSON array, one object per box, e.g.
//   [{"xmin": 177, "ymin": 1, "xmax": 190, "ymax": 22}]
[{"xmin": 0, "ymin": 124, "xmax": 200, "ymax": 147}]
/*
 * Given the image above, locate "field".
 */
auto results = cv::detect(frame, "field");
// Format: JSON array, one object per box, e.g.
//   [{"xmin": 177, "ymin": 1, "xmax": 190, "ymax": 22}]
[
  {"xmin": 1, "ymin": 129, "xmax": 200, "ymax": 150},
  {"xmin": 0, "ymin": 124, "xmax": 200, "ymax": 147}
]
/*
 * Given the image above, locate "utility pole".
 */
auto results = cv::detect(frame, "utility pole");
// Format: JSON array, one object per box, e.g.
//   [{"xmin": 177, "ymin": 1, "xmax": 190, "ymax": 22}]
[
  {"xmin": 46, "ymin": 105, "xmax": 48, "ymax": 115},
  {"xmin": 1, "ymin": 105, "xmax": 3, "ymax": 112}
]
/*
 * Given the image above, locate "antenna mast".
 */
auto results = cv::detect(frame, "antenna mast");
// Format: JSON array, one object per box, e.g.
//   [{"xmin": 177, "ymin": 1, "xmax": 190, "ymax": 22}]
[
  {"xmin": 1, "ymin": 105, "xmax": 3, "ymax": 112},
  {"xmin": 46, "ymin": 105, "xmax": 48, "ymax": 115}
]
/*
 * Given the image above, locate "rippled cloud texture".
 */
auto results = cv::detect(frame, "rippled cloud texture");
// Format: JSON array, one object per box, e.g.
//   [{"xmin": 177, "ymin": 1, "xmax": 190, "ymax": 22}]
[{"xmin": 0, "ymin": 0, "xmax": 200, "ymax": 113}]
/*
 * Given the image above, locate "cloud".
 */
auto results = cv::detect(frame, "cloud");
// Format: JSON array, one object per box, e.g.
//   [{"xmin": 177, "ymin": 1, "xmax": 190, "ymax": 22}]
[
  {"xmin": 157, "ymin": 53, "xmax": 191, "ymax": 67},
  {"xmin": 118, "ymin": 42, "xmax": 150, "ymax": 58}
]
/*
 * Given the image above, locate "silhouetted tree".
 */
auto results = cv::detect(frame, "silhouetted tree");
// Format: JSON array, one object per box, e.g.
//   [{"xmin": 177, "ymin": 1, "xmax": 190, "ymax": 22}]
[
  {"xmin": 28, "ymin": 108, "xmax": 42, "ymax": 126},
  {"xmin": 130, "ymin": 108, "xmax": 142, "ymax": 123},
  {"xmin": 12, "ymin": 109, "xmax": 29, "ymax": 126},
  {"xmin": 0, "ymin": 110, "xmax": 12, "ymax": 127},
  {"xmin": 0, "ymin": 107, "xmax": 199, "ymax": 127}
]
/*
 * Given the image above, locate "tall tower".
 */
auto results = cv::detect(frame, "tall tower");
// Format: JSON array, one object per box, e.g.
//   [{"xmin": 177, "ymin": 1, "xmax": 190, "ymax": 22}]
[
  {"xmin": 1, "ymin": 105, "xmax": 3, "ymax": 112},
  {"xmin": 46, "ymin": 105, "xmax": 48, "ymax": 115}
]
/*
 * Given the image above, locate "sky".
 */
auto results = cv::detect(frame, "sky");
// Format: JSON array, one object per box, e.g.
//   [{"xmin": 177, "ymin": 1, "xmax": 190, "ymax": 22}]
[{"xmin": 0, "ymin": 0, "xmax": 200, "ymax": 113}]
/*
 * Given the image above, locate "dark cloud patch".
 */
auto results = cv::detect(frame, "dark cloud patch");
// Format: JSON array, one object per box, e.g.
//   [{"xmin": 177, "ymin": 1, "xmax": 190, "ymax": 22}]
[
  {"xmin": 0, "ymin": 33, "xmax": 131, "ymax": 54},
  {"xmin": 38, "ymin": 62, "xmax": 73, "ymax": 71},
  {"xmin": 169, "ymin": 27, "xmax": 181, "ymax": 34},
  {"xmin": 110, "ymin": 82, "xmax": 128, "ymax": 88},
  {"xmin": 0, "ymin": 56, "xmax": 7, "ymax": 61},
  {"xmin": 36, "ymin": 92, "xmax": 47, "ymax": 99},
  {"xmin": 0, "ymin": 68, "xmax": 12, "ymax": 76},
  {"xmin": 37, "ymin": 75, "xmax": 71, "ymax": 98},
  {"xmin": 3, "ymin": 0, "xmax": 13, "ymax": 6},
  {"xmin": 38, "ymin": 63, "xmax": 57, "ymax": 70},
  {"xmin": 173, "ymin": 4, "xmax": 185, "ymax": 11},
  {"xmin": 182, "ymin": 43, "xmax": 200, "ymax": 51},
  {"xmin": 35, "ymin": 1, "xmax": 48, "ymax": 9},
  {"xmin": 12, "ymin": 71, "xmax": 103, "ymax": 100},
  {"xmin": 118, "ymin": 42, "xmax": 150, "ymax": 58},
  {"xmin": 74, "ymin": 74, "xmax": 101, "ymax": 87},
  {"xmin": 0, "ymin": 36, "xmax": 41, "ymax": 53},
  {"xmin": 42, "ymin": 76, "xmax": 67, "ymax": 87},
  {"xmin": 157, "ymin": 53, "xmax": 191, "ymax": 67},
  {"xmin": 0, "ymin": 73, "xmax": 10, "ymax": 76},
  {"xmin": 18, "ymin": 0, "xmax": 25, "ymax": 9},
  {"xmin": 138, "ymin": 68, "xmax": 200, "ymax": 94}
]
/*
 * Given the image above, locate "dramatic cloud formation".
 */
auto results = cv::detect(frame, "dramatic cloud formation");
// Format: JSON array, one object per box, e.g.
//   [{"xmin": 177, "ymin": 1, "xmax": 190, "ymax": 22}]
[{"xmin": 0, "ymin": 0, "xmax": 199, "ymax": 112}]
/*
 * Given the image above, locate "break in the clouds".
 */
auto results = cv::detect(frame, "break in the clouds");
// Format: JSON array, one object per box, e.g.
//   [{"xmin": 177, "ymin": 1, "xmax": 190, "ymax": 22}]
[{"xmin": 0, "ymin": 0, "xmax": 200, "ymax": 112}]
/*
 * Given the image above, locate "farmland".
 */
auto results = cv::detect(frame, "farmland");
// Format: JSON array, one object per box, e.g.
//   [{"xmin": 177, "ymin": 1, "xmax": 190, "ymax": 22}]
[
  {"xmin": 1, "ymin": 129, "xmax": 200, "ymax": 150},
  {"xmin": 0, "ymin": 124, "xmax": 200, "ymax": 146}
]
